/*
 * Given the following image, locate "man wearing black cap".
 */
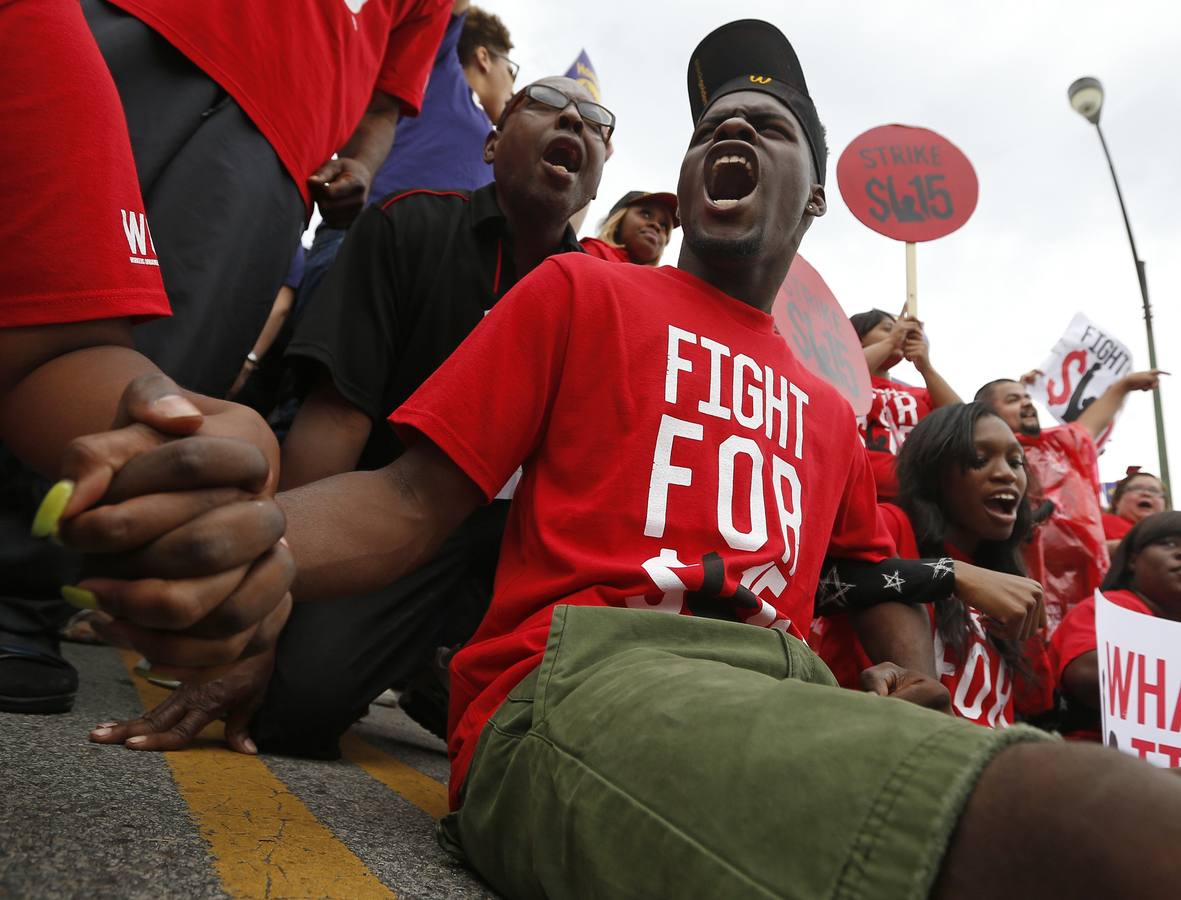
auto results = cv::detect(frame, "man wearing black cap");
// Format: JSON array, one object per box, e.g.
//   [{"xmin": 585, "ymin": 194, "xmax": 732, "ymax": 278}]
[{"xmin": 90, "ymin": 19, "xmax": 1181, "ymax": 899}]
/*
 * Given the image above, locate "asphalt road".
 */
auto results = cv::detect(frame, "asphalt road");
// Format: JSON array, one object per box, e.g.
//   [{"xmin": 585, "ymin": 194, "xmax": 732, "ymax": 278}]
[{"xmin": 0, "ymin": 643, "xmax": 498, "ymax": 900}]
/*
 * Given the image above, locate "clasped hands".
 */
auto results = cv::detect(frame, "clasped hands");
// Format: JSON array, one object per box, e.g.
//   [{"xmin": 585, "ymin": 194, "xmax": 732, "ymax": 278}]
[{"xmin": 40, "ymin": 374, "xmax": 292, "ymax": 752}]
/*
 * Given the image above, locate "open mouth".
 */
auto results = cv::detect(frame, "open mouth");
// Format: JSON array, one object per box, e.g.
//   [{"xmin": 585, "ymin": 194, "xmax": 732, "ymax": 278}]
[
  {"xmin": 541, "ymin": 136, "xmax": 583, "ymax": 177},
  {"xmin": 705, "ymin": 142, "xmax": 759, "ymax": 208},
  {"xmin": 983, "ymin": 490, "xmax": 1019, "ymax": 519},
  {"xmin": 1137, "ymin": 499, "xmax": 1156, "ymax": 511}
]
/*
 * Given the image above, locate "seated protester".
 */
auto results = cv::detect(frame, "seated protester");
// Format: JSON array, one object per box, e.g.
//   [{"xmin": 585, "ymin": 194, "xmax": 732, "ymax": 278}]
[
  {"xmin": 1052, "ymin": 511, "xmax": 1181, "ymax": 740},
  {"xmin": 1103, "ymin": 468, "xmax": 1168, "ymax": 550},
  {"xmin": 580, "ymin": 190, "xmax": 678, "ymax": 265},
  {"xmin": 89, "ymin": 27, "xmax": 1181, "ymax": 900},
  {"xmin": 249, "ymin": 75, "xmax": 610, "ymax": 751},
  {"xmin": 978, "ymin": 370, "xmax": 1164, "ymax": 629},
  {"xmin": 813, "ymin": 402, "xmax": 1040, "ymax": 727},
  {"xmin": 850, "ymin": 308, "xmax": 961, "ymax": 500}
]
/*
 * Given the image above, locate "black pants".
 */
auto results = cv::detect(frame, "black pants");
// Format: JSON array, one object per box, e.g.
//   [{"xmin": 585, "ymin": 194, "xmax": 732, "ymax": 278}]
[
  {"xmin": 251, "ymin": 502, "xmax": 510, "ymax": 757},
  {"xmin": 84, "ymin": 0, "xmax": 304, "ymax": 397}
]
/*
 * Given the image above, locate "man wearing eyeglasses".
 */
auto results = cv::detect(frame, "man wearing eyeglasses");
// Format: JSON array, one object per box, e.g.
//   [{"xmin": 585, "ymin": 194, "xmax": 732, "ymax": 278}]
[{"xmin": 237, "ymin": 74, "xmax": 613, "ymax": 756}]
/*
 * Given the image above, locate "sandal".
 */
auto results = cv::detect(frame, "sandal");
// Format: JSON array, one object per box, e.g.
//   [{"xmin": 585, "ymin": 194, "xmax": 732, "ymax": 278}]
[{"xmin": 0, "ymin": 628, "xmax": 78, "ymax": 714}]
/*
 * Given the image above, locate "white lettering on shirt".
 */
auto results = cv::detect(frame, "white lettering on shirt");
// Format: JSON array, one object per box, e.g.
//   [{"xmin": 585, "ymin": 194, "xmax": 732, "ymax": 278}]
[
  {"xmin": 644, "ymin": 414, "xmax": 704, "ymax": 539},
  {"xmin": 665, "ymin": 326, "xmax": 697, "ymax": 404},
  {"xmin": 698, "ymin": 337, "xmax": 732, "ymax": 420},
  {"xmin": 717, "ymin": 435, "xmax": 767, "ymax": 551}
]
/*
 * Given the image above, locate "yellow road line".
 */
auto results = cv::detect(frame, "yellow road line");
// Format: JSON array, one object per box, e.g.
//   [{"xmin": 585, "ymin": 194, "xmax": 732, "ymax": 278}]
[
  {"xmin": 339, "ymin": 732, "xmax": 451, "ymax": 820},
  {"xmin": 118, "ymin": 650, "xmax": 395, "ymax": 900}
]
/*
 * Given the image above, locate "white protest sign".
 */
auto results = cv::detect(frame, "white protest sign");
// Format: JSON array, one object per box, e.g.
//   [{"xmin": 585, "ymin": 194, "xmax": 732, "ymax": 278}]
[
  {"xmin": 1096, "ymin": 590, "xmax": 1181, "ymax": 767},
  {"xmin": 1029, "ymin": 313, "xmax": 1133, "ymax": 444}
]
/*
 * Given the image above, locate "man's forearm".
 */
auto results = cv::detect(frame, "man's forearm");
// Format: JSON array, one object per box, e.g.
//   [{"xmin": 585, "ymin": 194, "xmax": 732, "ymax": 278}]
[
  {"xmin": 338, "ymin": 91, "xmax": 400, "ymax": 178},
  {"xmin": 279, "ymin": 443, "xmax": 483, "ymax": 601},
  {"xmin": 1076, "ymin": 380, "xmax": 1129, "ymax": 441},
  {"xmin": 852, "ymin": 602, "xmax": 937, "ymax": 678}
]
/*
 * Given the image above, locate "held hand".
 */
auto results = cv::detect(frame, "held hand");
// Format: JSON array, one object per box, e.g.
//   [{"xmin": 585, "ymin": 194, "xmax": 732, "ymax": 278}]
[
  {"xmin": 1119, "ymin": 369, "xmax": 1168, "ymax": 393},
  {"xmin": 953, "ymin": 561, "xmax": 1045, "ymax": 642},
  {"xmin": 860, "ymin": 662, "xmax": 952, "ymax": 714},
  {"xmin": 56, "ymin": 438, "xmax": 292, "ymax": 666},
  {"xmin": 1019, "ymin": 369, "xmax": 1044, "ymax": 386},
  {"xmin": 309, "ymin": 157, "xmax": 372, "ymax": 228},
  {"xmin": 901, "ymin": 327, "xmax": 931, "ymax": 371},
  {"xmin": 89, "ymin": 596, "xmax": 290, "ymax": 753}
]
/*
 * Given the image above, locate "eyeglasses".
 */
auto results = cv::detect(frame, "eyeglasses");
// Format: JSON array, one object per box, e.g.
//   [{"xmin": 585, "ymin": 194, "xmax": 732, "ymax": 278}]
[
  {"xmin": 490, "ymin": 51, "xmax": 519, "ymax": 83},
  {"xmin": 505, "ymin": 83, "xmax": 615, "ymax": 142},
  {"xmin": 1128, "ymin": 485, "xmax": 1166, "ymax": 497}
]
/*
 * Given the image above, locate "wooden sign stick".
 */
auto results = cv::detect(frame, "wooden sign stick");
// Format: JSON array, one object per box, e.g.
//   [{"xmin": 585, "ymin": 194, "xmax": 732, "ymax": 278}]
[{"xmin": 905, "ymin": 241, "xmax": 917, "ymax": 318}]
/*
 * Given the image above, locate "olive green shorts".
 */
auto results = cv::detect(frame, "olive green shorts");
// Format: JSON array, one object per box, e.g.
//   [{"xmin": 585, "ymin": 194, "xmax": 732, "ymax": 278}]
[{"xmin": 439, "ymin": 605, "xmax": 1049, "ymax": 899}]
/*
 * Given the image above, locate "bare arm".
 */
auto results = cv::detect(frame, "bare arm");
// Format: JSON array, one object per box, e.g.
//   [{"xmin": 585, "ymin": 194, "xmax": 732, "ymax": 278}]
[
  {"xmin": 279, "ymin": 375, "xmax": 373, "ymax": 490},
  {"xmin": 228, "ymin": 285, "xmax": 297, "ymax": 399},
  {"xmin": 279, "ymin": 438, "xmax": 483, "ymax": 601},
  {"xmin": 1060, "ymin": 650, "xmax": 1100, "ymax": 710},
  {"xmin": 309, "ymin": 90, "xmax": 401, "ymax": 228},
  {"xmin": 0, "ymin": 320, "xmax": 278, "ymax": 481},
  {"xmin": 903, "ymin": 324, "xmax": 961, "ymax": 408},
  {"xmin": 851, "ymin": 601, "xmax": 937, "ymax": 678},
  {"xmin": 1075, "ymin": 370, "xmax": 1165, "ymax": 442}
]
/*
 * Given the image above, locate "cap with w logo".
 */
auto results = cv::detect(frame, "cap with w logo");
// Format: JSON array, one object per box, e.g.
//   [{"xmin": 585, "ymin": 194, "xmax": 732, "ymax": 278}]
[{"xmin": 687, "ymin": 19, "xmax": 827, "ymax": 184}]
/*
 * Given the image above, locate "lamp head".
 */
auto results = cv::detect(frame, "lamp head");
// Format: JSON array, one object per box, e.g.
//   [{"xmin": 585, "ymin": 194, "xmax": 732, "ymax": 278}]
[{"xmin": 1068, "ymin": 76, "xmax": 1104, "ymax": 125}]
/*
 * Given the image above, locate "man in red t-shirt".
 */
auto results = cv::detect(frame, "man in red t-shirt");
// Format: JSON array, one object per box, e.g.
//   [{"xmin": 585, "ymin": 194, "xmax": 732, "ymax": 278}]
[
  {"xmin": 0, "ymin": 0, "xmax": 290, "ymax": 720},
  {"xmin": 977, "ymin": 371, "xmax": 1163, "ymax": 629},
  {"xmin": 81, "ymin": 0, "xmax": 451, "ymax": 396}
]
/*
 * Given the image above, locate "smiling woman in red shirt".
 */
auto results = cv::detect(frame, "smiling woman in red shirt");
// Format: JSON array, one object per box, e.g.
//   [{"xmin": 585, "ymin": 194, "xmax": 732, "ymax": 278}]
[
  {"xmin": 814, "ymin": 402, "xmax": 1042, "ymax": 727},
  {"xmin": 580, "ymin": 190, "xmax": 678, "ymax": 266}
]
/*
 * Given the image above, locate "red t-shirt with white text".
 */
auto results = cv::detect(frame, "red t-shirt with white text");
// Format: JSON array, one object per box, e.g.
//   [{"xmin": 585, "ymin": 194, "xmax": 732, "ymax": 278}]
[
  {"xmin": 0, "ymin": 0, "xmax": 168, "ymax": 328},
  {"xmin": 391, "ymin": 256, "xmax": 895, "ymax": 806},
  {"xmin": 860, "ymin": 376, "xmax": 932, "ymax": 499},
  {"xmin": 108, "ymin": 0, "xmax": 450, "ymax": 210},
  {"xmin": 811, "ymin": 503, "xmax": 1015, "ymax": 728}
]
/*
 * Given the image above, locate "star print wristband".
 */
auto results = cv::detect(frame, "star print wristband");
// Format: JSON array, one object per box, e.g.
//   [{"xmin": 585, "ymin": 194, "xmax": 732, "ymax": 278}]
[{"xmin": 815, "ymin": 556, "xmax": 956, "ymax": 614}]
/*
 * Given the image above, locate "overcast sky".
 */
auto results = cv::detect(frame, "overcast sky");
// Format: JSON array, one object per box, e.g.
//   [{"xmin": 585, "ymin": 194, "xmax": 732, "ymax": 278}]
[{"xmin": 495, "ymin": 0, "xmax": 1180, "ymax": 488}]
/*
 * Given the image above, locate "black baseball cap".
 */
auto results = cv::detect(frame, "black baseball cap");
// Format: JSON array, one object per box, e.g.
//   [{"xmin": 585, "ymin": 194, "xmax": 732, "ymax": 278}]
[
  {"xmin": 608, "ymin": 191, "xmax": 680, "ymax": 227},
  {"xmin": 686, "ymin": 19, "xmax": 826, "ymax": 184}
]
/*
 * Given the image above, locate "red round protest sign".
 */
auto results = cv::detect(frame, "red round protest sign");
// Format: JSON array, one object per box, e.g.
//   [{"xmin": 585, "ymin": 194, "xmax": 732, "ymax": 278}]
[
  {"xmin": 772, "ymin": 255, "xmax": 871, "ymax": 417},
  {"xmin": 836, "ymin": 125, "xmax": 978, "ymax": 242}
]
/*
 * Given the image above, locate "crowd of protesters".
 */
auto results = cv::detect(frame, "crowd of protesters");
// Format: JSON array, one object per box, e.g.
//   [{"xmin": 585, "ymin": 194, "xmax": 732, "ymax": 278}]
[{"xmin": 3, "ymin": 3, "xmax": 1181, "ymax": 897}]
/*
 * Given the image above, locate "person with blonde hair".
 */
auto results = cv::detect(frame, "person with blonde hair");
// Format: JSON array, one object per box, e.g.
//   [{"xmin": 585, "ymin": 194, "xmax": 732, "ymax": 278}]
[{"xmin": 581, "ymin": 190, "xmax": 677, "ymax": 265}]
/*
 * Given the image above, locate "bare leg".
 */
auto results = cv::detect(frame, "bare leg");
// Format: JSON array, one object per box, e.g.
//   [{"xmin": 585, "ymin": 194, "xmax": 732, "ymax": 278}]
[{"xmin": 936, "ymin": 742, "xmax": 1181, "ymax": 898}]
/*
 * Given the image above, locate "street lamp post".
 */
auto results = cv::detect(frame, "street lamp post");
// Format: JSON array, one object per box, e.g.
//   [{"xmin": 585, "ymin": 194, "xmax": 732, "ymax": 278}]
[{"xmin": 1068, "ymin": 76, "xmax": 1172, "ymax": 504}]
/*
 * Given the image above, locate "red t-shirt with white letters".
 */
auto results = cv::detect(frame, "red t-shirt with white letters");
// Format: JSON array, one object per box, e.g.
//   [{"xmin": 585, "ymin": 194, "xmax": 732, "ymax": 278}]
[
  {"xmin": 811, "ymin": 503, "xmax": 1015, "ymax": 728},
  {"xmin": 0, "ymin": 0, "xmax": 168, "ymax": 328},
  {"xmin": 860, "ymin": 376, "xmax": 933, "ymax": 499},
  {"xmin": 391, "ymin": 255, "xmax": 895, "ymax": 806}
]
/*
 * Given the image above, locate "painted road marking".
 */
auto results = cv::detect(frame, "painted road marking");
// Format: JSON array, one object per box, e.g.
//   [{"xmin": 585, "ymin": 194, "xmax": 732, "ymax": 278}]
[
  {"xmin": 119, "ymin": 651, "xmax": 395, "ymax": 899},
  {"xmin": 340, "ymin": 732, "xmax": 450, "ymax": 820}
]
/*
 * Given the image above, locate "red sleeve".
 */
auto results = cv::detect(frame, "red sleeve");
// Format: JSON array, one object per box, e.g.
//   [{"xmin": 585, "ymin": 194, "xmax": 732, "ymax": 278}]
[
  {"xmin": 826, "ymin": 435, "xmax": 898, "ymax": 562},
  {"xmin": 1051, "ymin": 598, "xmax": 1098, "ymax": 681},
  {"xmin": 877, "ymin": 503, "xmax": 919, "ymax": 558},
  {"xmin": 1061, "ymin": 422, "xmax": 1102, "ymax": 491},
  {"xmin": 866, "ymin": 449, "xmax": 899, "ymax": 500},
  {"xmin": 390, "ymin": 258, "xmax": 573, "ymax": 501},
  {"xmin": 0, "ymin": 0, "xmax": 168, "ymax": 328},
  {"xmin": 375, "ymin": 0, "xmax": 452, "ymax": 116}
]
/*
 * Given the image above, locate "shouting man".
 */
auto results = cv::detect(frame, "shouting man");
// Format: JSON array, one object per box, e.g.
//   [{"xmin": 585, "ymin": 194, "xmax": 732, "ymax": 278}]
[{"xmin": 85, "ymin": 19, "xmax": 1181, "ymax": 900}]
